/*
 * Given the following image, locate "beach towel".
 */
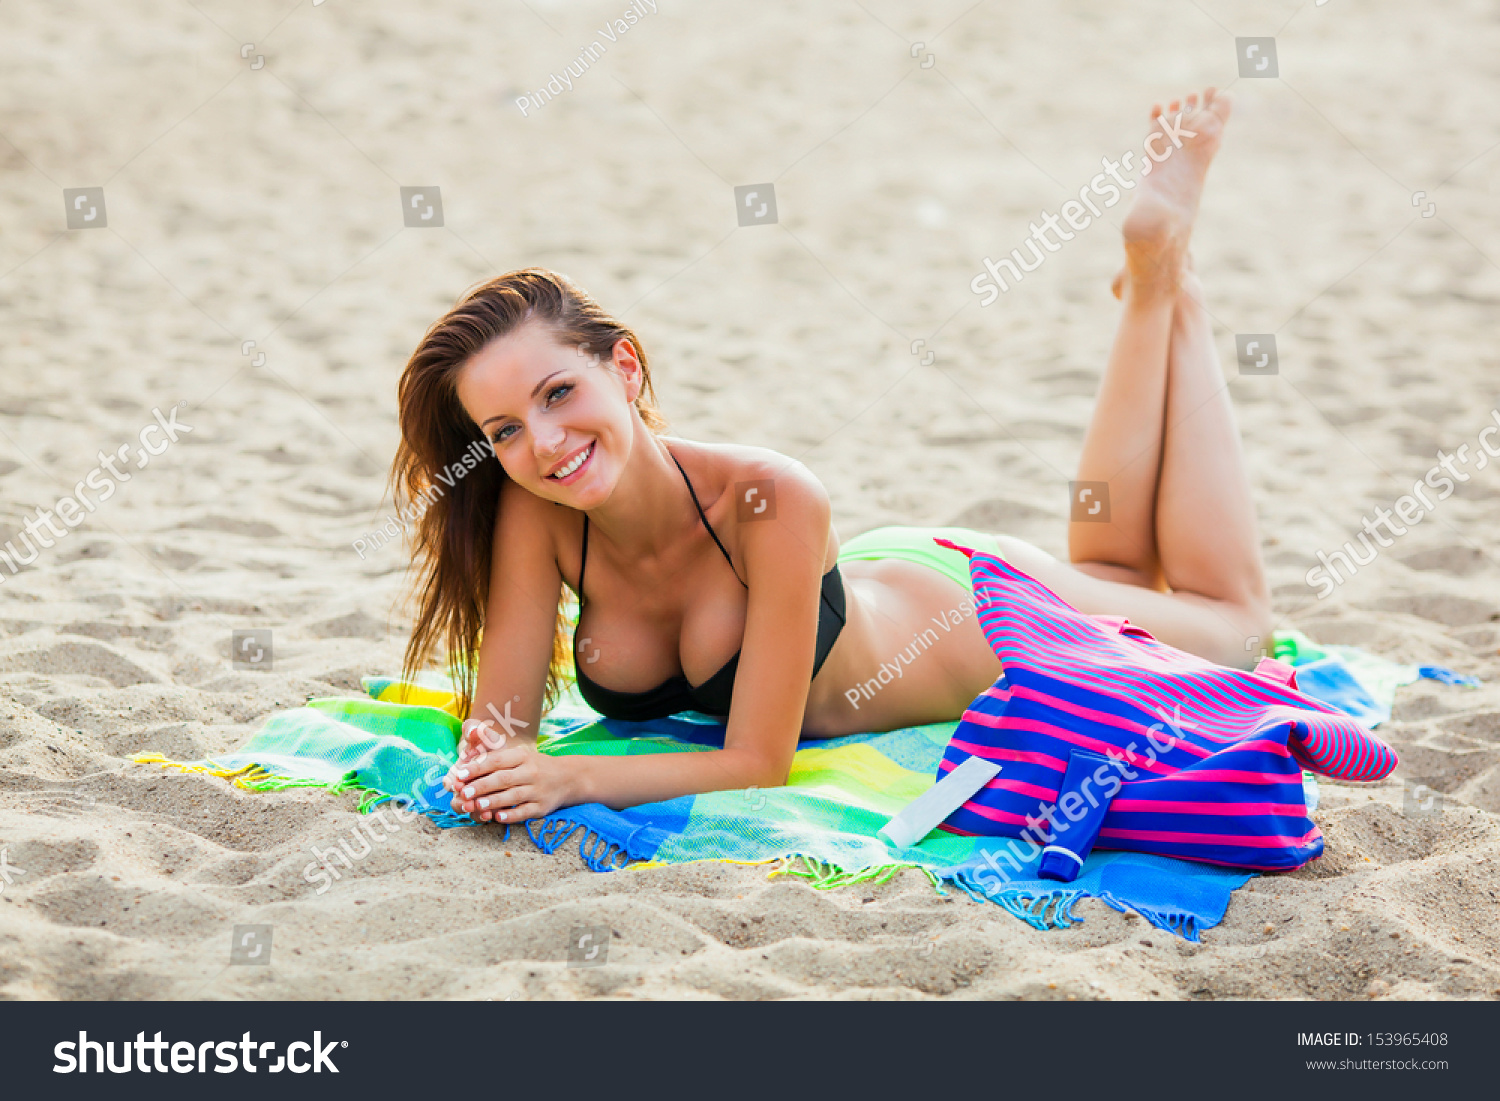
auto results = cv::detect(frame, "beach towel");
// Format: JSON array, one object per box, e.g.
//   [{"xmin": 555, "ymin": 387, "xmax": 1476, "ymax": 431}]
[
  {"xmin": 135, "ymin": 684, "xmax": 1256, "ymax": 940},
  {"xmin": 931, "ymin": 539, "xmax": 1401, "ymax": 871},
  {"xmin": 1271, "ymin": 628, "xmax": 1479, "ymax": 727},
  {"xmin": 133, "ymin": 603, "xmax": 1477, "ymax": 943}
]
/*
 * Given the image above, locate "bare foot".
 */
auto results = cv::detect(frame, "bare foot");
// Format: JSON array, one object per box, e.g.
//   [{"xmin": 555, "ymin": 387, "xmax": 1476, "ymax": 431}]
[{"xmin": 1117, "ymin": 88, "xmax": 1232, "ymax": 300}]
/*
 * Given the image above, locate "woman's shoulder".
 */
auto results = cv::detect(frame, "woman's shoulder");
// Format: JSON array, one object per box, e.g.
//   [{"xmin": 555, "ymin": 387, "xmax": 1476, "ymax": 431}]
[
  {"xmin": 666, "ymin": 436, "xmax": 828, "ymax": 503},
  {"xmin": 493, "ymin": 465, "xmax": 579, "ymax": 551},
  {"xmin": 668, "ymin": 437, "xmax": 831, "ymax": 559}
]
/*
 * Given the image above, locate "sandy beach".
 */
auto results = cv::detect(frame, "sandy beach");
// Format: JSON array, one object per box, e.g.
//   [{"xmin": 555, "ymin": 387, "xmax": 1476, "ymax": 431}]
[{"xmin": 1, "ymin": 0, "xmax": 1498, "ymax": 1000}]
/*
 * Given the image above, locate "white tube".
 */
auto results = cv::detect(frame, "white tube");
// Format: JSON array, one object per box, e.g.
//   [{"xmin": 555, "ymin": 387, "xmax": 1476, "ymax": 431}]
[{"xmin": 878, "ymin": 755, "xmax": 1002, "ymax": 849}]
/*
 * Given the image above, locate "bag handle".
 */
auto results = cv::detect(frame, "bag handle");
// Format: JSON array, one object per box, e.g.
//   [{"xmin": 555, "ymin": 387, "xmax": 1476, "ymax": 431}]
[
  {"xmin": 1093, "ymin": 614, "xmax": 1156, "ymax": 641},
  {"xmin": 1252, "ymin": 655, "xmax": 1299, "ymax": 690}
]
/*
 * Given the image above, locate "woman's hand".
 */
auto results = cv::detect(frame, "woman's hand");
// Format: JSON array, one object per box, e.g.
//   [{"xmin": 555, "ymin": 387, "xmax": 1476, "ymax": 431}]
[
  {"xmin": 443, "ymin": 741, "xmax": 576, "ymax": 824},
  {"xmin": 456, "ymin": 717, "xmax": 502, "ymax": 766}
]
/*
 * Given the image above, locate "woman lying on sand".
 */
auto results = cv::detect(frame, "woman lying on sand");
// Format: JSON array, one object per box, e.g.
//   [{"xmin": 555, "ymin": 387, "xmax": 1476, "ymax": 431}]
[{"xmin": 388, "ymin": 87, "xmax": 1270, "ymax": 826}]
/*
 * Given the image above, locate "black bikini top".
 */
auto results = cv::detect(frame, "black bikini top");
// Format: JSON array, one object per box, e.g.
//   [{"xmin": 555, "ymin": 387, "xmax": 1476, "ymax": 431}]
[{"xmin": 572, "ymin": 449, "xmax": 847, "ymax": 721}]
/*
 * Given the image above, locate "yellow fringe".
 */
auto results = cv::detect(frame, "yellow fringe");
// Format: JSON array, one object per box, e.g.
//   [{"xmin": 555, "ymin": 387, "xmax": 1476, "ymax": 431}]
[
  {"xmin": 627, "ymin": 856, "xmax": 785, "ymax": 873},
  {"xmin": 131, "ymin": 752, "xmax": 268, "ymax": 790}
]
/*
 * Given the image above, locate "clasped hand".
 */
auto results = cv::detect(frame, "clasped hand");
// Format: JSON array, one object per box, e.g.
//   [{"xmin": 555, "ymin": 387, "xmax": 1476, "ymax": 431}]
[{"xmin": 442, "ymin": 718, "xmax": 572, "ymax": 824}]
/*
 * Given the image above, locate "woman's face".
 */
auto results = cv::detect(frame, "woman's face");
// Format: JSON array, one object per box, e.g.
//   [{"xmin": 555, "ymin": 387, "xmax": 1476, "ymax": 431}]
[{"xmin": 454, "ymin": 321, "xmax": 640, "ymax": 508}]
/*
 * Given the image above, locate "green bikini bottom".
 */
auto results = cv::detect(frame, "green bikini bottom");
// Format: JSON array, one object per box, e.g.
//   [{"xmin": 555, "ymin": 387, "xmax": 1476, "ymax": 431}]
[{"xmin": 835, "ymin": 525, "xmax": 1001, "ymax": 594}]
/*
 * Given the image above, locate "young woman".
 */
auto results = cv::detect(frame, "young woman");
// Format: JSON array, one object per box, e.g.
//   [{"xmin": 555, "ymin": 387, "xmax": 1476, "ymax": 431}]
[{"xmin": 389, "ymin": 87, "xmax": 1270, "ymax": 827}]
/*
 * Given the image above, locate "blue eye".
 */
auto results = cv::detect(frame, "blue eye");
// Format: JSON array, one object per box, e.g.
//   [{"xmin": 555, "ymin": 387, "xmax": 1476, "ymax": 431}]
[{"xmin": 488, "ymin": 383, "xmax": 572, "ymax": 444}]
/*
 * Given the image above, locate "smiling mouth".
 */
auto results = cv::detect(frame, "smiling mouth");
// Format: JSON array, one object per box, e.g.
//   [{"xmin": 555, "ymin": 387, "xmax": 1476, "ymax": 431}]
[{"xmin": 547, "ymin": 442, "xmax": 594, "ymax": 482}]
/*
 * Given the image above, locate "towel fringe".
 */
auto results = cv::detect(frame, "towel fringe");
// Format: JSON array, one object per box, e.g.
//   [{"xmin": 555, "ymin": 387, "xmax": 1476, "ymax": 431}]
[
  {"xmin": 767, "ymin": 853, "xmax": 946, "ymax": 895},
  {"xmin": 947, "ymin": 872, "xmax": 1206, "ymax": 940},
  {"xmin": 526, "ymin": 814, "xmax": 638, "ymax": 872},
  {"xmin": 949, "ymin": 868, "xmax": 1087, "ymax": 931},
  {"xmin": 358, "ymin": 789, "xmax": 475, "ymax": 829},
  {"xmin": 1098, "ymin": 892, "xmax": 1201, "ymax": 942},
  {"xmin": 131, "ymin": 753, "xmax": 365, "ymax": 796},
  {"xmin": 520, "ymin": 825, "xmax": 952, "ymax": 898},
  {"xmin": 628, "ymin": 857, "xmax": 782, "ymax": 872},
  {"xmin": 133, "ymin": 753, "xmax": 476, "ymax": 829}
]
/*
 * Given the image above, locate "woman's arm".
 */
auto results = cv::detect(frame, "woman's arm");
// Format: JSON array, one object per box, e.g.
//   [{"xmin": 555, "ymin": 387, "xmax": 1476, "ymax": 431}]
[
  {"xmin": 449, "ymin": 458, "xmax": 833, "ymax": 820},
  {"xmin": 458, "ymin": 478, "xmax": 564, "ymax": 759}
]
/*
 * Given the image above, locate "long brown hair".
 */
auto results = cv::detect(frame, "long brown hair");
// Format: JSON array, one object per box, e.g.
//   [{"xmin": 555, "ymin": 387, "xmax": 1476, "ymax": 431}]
[{"xmin": 390, "ymin": 267, "xmax": 667, "ymax": 717}]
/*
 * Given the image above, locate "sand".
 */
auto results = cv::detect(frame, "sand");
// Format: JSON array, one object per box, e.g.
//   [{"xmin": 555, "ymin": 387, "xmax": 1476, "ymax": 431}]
[{"xmin": 1, "ymin": 0, "xmax": 1498, "ymax": 1000}]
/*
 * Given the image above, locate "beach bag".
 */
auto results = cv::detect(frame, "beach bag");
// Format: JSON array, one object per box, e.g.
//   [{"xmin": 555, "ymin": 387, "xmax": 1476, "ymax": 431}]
[{"xmin": 931, "ymin": 539, "xmax": 1397, "ymax": 872}]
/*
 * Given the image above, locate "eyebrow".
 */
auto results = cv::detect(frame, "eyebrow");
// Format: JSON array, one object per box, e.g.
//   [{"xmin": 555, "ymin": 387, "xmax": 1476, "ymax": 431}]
[{"xmin": 479, "ymin": 371, "xmax": 565, "ymax": 428}]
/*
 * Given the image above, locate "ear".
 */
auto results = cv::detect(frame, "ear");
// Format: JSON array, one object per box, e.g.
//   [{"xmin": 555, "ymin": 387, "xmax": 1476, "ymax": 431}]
[{"xmin": 611, "ymin": 337, "xmax": 643, "ymax": 404}]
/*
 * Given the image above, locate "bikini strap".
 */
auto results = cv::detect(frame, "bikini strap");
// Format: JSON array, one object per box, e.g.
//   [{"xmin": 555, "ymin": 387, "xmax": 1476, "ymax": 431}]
[
  {"xmin": 577, "ymin": 513, "xmax": 590, "ymax": 603},
  {"xmin": 668, "ymin": 447, "xmax": 747, "ymax": 589}
]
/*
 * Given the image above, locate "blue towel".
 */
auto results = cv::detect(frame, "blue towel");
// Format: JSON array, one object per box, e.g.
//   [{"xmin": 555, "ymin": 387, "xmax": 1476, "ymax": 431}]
[
  {"xmin": 945, "ymin": 847, "xmax": 1250, "ymax": 941},
  {"xmin": 1274, "ymin": 628, "xmax": 1481, "ymax": 728}
]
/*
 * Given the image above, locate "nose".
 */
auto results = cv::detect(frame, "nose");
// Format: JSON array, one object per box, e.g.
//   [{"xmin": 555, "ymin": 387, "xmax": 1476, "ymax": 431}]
[{"xmin": 532, "ymin": 418, "xmax": 566, "ymax": 459}]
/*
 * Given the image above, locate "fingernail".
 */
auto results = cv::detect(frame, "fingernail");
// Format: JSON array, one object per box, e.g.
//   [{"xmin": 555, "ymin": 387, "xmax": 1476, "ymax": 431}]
[
  {"xmin": 478, "ymin": 797, "xmax": 490, "ymax": 809},
  {"xmin": 456, "ymin": 768, "xmax": 469, "ymax": 779},
  {"xmin": 497, "ymin": 812, "xmax": 506, "ymax": 821},
  {"xmin": 463, "ymin": 785, "xmax": 474, "ymax": 798}
]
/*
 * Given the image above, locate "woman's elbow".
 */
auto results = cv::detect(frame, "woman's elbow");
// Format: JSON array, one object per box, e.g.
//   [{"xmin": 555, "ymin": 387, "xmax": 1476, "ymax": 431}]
[
  {"xmin": 763, "ymin": 762, "xmax": 793, "ymax": 789},
  {"xmin": 739, "ymin": 752, "xmax": 792, "ymax": 791}
]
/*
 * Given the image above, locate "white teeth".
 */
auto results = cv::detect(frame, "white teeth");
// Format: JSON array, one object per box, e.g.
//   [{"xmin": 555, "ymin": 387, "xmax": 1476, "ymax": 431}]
[{"xmin": 551, "ymin": 444, "xmax": 590, "ymax": 479}]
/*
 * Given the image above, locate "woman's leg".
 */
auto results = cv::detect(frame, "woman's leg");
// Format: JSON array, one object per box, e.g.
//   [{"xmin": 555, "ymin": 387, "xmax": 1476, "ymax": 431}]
[
  {"xmin": 990, "ymin": 89, "xmax": 1271, "ymax": 667},
  {"xmin": 1150, "ymin": 267, "xmax": 1269, "ymax": 635},
  {"xmin": 1066, "ymin": 254, "xmax": 1176, "ymax": 590}
]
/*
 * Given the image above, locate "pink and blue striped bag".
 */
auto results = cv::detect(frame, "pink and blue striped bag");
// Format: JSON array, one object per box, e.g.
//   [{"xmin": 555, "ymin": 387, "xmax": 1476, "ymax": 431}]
[{"xmin": 932, "ymin": 539, "xmax": 1398, "ymax": 871}]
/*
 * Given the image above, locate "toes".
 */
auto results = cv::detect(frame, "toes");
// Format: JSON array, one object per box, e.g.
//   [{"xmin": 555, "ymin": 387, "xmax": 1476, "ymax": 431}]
[
  {"xmin": 1203, "ymin": 86, "xmax": 1216, "ymax": 105},
  {"xmin": 1185, "ymin": 92, "xmax": 1199, "ymax": 112},
  {"xmin": 1151, "ymin": 102, "xmax": 1162, "ymax": 119},
  {"xmin": 1168, "ymin": 99, "xmax": 1181, "ymax": 114}
]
